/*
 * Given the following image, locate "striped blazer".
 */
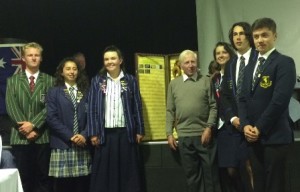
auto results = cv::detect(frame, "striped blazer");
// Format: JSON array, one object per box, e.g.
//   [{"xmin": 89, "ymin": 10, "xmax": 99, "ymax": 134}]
[
  {"xmin": 6, "ymin": 71, "xmax": 55, "ymax": 145},
  {"xmin": 87, "ymin": 73, "xmax": 145, "ymax": 144}
]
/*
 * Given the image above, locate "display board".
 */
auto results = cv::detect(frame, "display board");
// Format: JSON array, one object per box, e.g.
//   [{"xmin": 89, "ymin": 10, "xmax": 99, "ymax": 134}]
[{"xmin": 135, "ymin": 53, "xmax": 180, "ymax": 141}]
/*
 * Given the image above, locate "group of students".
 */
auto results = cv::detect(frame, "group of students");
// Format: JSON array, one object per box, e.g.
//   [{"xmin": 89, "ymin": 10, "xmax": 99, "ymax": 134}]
[
  {"xmin": 166, "ymin": 17, "xmax": 296, "ymax": 192},
  {"xmin": 4, "ymin": 43, "xmax": 145, "ymax": 192},
  {"xmin": 2, "ymin": 17, "xmax": 296, "ymax": 192}
]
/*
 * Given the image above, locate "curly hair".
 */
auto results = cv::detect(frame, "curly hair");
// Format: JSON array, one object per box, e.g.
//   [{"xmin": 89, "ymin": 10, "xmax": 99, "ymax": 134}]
[{"xmin": 54, "ymin": 57, "xmax": 89, "ymax": 94}]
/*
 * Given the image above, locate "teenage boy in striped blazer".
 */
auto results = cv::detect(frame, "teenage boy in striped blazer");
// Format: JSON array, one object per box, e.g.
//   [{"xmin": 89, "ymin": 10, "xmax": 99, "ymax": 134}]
[{"xmin": 6, "ymin": 42, "xmax": 55, "ymax": 192}]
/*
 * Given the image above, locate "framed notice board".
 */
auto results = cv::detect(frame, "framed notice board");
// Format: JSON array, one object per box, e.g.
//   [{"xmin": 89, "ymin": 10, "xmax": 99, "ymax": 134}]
[{"xmin": 135, "ymin": 53, "xmax": 180, "ymax": 141}]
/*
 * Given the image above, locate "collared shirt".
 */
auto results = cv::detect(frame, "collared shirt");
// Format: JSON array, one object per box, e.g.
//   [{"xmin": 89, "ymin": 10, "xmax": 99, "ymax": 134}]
[
  {"xmin": 253, "ymin": 47, "xmax": 275, "ymax": 78},
  {"xmin": 25, "ymin": 70, "xmax": 39, "ymax": 84},
  {"xmin": 65, "ymin": 83, "xmax": 78, "ymax": 98},
  {"xmin": 182, "ymin": 72, "xmax": 198, "ymax": 82},
  {"xmin": 235, "ymin": 48, "xmax": 252, "ymax": 84},
  {"xmin": 105, "ymin": 71, "xmax": 125, "ymax": 128}
]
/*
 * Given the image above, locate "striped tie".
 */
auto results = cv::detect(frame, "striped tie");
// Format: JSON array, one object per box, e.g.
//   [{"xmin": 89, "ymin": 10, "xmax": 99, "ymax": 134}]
[
  {"xmin": 236, "ymin": 56, "xmax": 245, "ymax": 98},
  {"xmin": 252, "ymin": 57, "xmax": 265, "ymax": 90},
  {"xmin": 69, "ymin": 87, "xmax": 79, "ymax": 134},
  {"xmin": 29, "ymin": 76, "xmax": 35, "ymax": 93}
]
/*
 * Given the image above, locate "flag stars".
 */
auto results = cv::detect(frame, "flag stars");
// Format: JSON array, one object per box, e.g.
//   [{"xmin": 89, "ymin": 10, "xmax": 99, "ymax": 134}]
[{"xmin": 0, "ymin": 58, "xmax": 6, "ymax": 68}]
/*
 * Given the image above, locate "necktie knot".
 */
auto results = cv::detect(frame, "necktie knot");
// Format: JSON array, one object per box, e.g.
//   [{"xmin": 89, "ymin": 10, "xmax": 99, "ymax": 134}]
[
  {"xmin": 258, "ymin": 57, "xmax": 265, "ymax": 64},
  {"xmin": 240, "ymin": 56, "xmax": 245, "ymax": 62},
  {"xmin": 29, "ymin": 76, "xmax": 35, "ymax": 81},
  {"xmin": 69, "ymin": 86, "xmax": 75, "ymax": 92}
]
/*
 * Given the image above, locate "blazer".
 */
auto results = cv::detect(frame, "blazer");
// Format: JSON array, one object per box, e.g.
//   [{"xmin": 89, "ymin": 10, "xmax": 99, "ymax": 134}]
[
  {"xmin": 87, "ymin": 72, "xmax": 145, "ymax": 144},
  {"xmin": 221, "ymin": 48, "xmax": 258, "ymax": 125},
  {"xmin": 239, "ymin": 50, "xmax": 296, "ymax": 144},
  {"xmin": 211, "ymin": 72, "xmax": 223, "ymax": 130},
  {"xmin": 5, "ymin": 71, "xmax": 55, "ymax": 145},
  {"xmin": 46, "ymin": 86, "xmax": 88, "ymax": 149}
]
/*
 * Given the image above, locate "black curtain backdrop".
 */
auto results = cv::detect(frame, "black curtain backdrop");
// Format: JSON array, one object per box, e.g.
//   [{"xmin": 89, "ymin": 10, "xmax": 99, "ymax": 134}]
[{"xmin": 0, "ymin": 0, "xmax": 197, "ymax": 78}]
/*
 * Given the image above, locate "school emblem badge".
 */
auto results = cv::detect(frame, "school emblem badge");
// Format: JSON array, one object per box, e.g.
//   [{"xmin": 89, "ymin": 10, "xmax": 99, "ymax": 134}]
[
  {"xmin": 260, "ymin": 76, "xmax": 272, "ymax": 88},
  {"xmin": 40, "ymin": 93, "xmax": 46, "ymax": 103}
]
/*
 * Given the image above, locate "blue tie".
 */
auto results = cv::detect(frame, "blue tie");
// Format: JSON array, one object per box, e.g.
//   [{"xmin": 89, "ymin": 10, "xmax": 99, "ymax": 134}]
[
  {"xmin": 252, "ymin": 57, "xmax": 265, "ymax": 90},
  {"xmin": 236, "ymin": 56, "xmax": 245, "ymax": 98},
  {"xmin": 69, "ymin": 87, "xmax": 79, "ymax": 134}
]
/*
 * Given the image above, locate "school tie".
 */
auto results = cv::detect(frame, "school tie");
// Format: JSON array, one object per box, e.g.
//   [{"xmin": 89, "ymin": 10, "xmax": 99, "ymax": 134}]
[
  {"xmin": 69, "ymin": 86, "xmax": 79, "ymax": 134},
  {"xmin": 252, "ymin": 57, "xmax": 265, "ymax": 90},
  {"xmin": 29, "ymin": 76, "xmax": 35, "ymax": 93},
  {"xmin": 236, "ymin": 56, "xmax": 245, "ymax": 98}
]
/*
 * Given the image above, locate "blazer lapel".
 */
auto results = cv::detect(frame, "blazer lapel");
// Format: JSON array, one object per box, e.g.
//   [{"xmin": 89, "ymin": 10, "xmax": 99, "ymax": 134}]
[
  {"xmin": 19, "ymin": 72, "xmax": 32, "ymax": 97},
  {"xmin": 231, "ymin": 56, "xmax": 238, "ymax": 89},
  {"xmin": 31, "ymin": 73, "xmax": 43, "ymax": 98}
]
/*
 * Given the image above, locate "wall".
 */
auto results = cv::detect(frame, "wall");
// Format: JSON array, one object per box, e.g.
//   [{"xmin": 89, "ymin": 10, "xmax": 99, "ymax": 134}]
[
  {"xmin": 196, "ymin": 0, "xmax": 300, "ymax": 76},
  {"xmin": 141, "ymin": 141, "xmax": 300, "ymax": 192}
]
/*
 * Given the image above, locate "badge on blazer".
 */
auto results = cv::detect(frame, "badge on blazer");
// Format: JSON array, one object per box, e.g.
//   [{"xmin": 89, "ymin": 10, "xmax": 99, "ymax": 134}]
[
  {"xmin": 227, "ymin": 80, "xmax": 233, "ymax": 90},
  {"xmin": 40, "ymin": 93, "xmax": 46, "ymax": 103},
  {"xmin": 260, "ymin": 76, "xmax": 272, "ymax": 88}
]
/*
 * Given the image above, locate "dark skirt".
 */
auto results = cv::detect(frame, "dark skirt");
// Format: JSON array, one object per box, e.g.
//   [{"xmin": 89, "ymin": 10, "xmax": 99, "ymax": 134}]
[
  {"xmin": 90, "ymin": 128, "xmax": 143, "ymax": 192},
  {"xmin": 217, "ymin": 126, "xmax": 249, "ymax": 167}
]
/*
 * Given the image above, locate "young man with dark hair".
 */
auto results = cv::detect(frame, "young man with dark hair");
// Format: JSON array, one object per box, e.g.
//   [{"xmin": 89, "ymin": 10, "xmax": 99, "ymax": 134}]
[
  {"xmin": 221, "ymin": 21, "xmax": 257, "ymax": 192},
  {"xmin": 239, "ymin": 18, "xmax": 296, "ymax": 192}
]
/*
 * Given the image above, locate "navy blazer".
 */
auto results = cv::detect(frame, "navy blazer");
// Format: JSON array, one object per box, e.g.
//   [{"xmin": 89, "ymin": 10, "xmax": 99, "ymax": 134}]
[
  {"xmin": 221, "ymin": 48, "xmax": 258, "ymax": 124},
  {"xmin": 46, "ymin": 86, "xmax": 88, "ymax": 149},
  {"xmin": 87, "ymin": 73, "xmax": 145, "ymax": 144},
  {"xmin": 239, "ymin": 50, "xmax": 296, "ymax": 144}
]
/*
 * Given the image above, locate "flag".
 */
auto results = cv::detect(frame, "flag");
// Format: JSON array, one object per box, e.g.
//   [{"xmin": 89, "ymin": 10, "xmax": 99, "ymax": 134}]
[{"xmin": 0, "ymin": 44, "xmax": 26, "ymax": 115}]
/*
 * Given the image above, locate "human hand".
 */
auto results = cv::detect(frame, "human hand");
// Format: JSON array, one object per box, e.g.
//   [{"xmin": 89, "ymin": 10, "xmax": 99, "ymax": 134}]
[
  {"xmin": 244, "ymin": 125, "xmax": 259, "ymax": 142},
  {"xmin": 232, "ymin": 117, "xmax": 240, "ymax": 130},
  {"xmin": 71, "ymin": 134, "xmax": 86, "ymax": 147},
  {"xmin": 90, "ymin": 136, "xmax": 100, "ymax": 147},
  {"xmin": 136, "ymin": 134, "xmax": 144, "ymax": 143},
  {"xmin": 201, "ymin": 127, "xmax": 211, "ymax": 146},
  {"xmin": 167, "ymin": 135, "xmax": 177, "ymax": 150},
  {"xmin": 26, "ymin": 131, "xmax": 39, "ymax": 141},
  {"xmin": 18, "ymin": 121, "xmax": 34, "ymax": 135}
]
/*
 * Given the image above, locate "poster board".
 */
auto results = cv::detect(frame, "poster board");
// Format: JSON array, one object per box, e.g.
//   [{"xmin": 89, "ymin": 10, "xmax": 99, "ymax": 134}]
[{"xmin": 135, "ymin": 53, "xmax": 179, "ymax": 141}]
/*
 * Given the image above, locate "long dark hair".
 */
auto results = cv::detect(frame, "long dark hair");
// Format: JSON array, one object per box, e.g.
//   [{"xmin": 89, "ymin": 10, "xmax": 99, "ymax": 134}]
[
  {"xmin": 228, "ymin": 22, "xmax": 255, "ymax": 50},
  {"xmin": 99, "ymin": 45, "xmax": 126, "ymax": 75},
  {"xmin": 54, "ymin": 57, "xmax": 89, "ymax": 94}
]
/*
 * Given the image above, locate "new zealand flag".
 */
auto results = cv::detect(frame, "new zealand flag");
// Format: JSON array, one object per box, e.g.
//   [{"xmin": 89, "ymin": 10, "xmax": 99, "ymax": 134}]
[{"xmin": 0, "ymin": 44, "xmax": 26, "ymax": 115}]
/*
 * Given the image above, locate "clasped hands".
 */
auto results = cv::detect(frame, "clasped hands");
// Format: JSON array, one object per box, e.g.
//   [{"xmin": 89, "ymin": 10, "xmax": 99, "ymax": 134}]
[
  {"xmin": 243, "ymin": 125, "xmax": 260, "ymax": 142},
  {"xmin": 18, "ymin": 121, "xmax": 38, "ymax": 141},
  {"xmin": 71, "ymin": 134, "xmax": 86, "ymax": 147}
]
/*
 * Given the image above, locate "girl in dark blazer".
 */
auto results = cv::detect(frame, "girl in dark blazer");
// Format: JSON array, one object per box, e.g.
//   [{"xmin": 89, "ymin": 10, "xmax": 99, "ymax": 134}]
[{"xmin": 46, "ymin": 58, "xmax": 91, "ymax": 192}]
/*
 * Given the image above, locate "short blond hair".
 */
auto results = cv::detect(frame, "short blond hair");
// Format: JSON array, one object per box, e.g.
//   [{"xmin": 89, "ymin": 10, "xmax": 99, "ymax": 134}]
[{"xmin": 22, "ymin": 42, "xmax": 43, "ymax": 56}]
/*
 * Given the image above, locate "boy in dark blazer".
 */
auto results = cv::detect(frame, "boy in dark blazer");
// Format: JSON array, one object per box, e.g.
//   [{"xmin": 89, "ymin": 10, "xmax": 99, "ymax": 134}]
[
  {"xmin": 221, "ymin": 22, "xmax": 257, "ymax": 192},
  {"xmin": 239, "ymin": 18, "xmax": 296, "ymax": 192},
  {"xmin": 6, "ymin": 42, "xmax": 54, "ymax": 192}
]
